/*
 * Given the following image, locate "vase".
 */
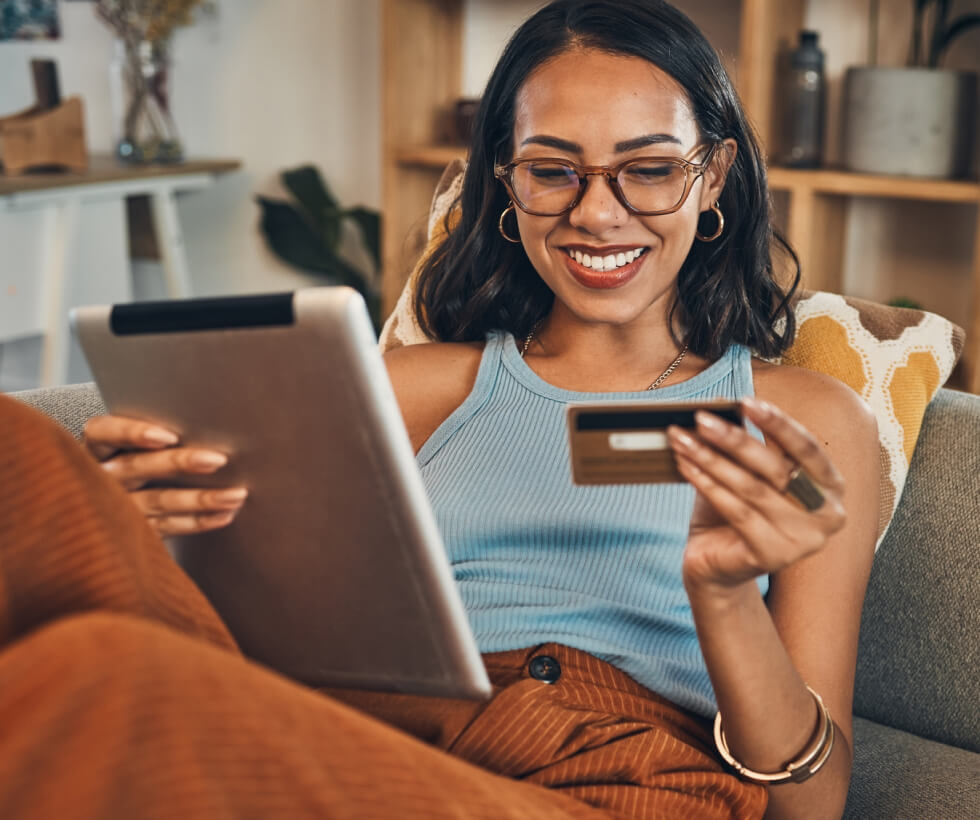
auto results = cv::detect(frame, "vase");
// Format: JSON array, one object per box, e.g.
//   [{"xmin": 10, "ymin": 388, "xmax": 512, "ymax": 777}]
[
  {"xmin": 842, "ymin": 67, "xmax": 977, "ymax": 179},
  {"xmin": 109, "ymin": 38, "xmax": 184, "ymax": 164}
]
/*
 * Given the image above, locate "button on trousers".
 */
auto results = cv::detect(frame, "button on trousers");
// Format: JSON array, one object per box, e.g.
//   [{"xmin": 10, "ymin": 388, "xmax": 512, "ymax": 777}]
[{"xmin": 0, "ymin": 394, "xmax": 766, "ymax": 819}]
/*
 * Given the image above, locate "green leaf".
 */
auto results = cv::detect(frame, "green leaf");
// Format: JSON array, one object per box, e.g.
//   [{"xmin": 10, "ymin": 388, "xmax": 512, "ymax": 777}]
[
  {"xmin": 343, "ymin": 206, "xmax": 381, "ymax": 271},
  {"xmin": 255, "ymin": 195, "xmax": 364, "ymax": 290},
  {"xmin": 887, "ymin": 296, "xmax": 923, "ymax": 310},
  {"xmin": 280, "ymin": 166, "xmax": 343, "ymax": 250},
  {"xmin": 257, "ymin": 169, "xmax": 384, "ymax": 333}
]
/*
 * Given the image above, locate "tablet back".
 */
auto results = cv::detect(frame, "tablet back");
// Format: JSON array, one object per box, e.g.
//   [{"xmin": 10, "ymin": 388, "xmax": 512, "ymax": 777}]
[{"xmin": 71, "ymin": 287, "xmax": 491, "ymax": 699}]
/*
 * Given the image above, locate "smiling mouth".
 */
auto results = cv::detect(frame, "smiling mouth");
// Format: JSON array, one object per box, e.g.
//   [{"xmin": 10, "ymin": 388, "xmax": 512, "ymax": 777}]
[
  {"xmin": 563, "ymin": 247, "xmax": 649, "ymax": 272},
  {"xmin": 559, "ymin": 246, "xmax": 650, "ymax": 290}
]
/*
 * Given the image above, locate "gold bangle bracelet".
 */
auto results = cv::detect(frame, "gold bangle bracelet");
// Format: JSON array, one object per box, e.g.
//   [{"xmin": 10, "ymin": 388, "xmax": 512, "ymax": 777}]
[{"xmin": 713, "ymin": 685, "xmax": 836, "ymax": 785}]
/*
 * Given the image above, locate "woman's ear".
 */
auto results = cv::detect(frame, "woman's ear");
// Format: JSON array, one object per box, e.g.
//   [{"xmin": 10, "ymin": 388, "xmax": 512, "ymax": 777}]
[{"xmin": 699, "ymin": 138, "xmax": 737, "ymax": 209}]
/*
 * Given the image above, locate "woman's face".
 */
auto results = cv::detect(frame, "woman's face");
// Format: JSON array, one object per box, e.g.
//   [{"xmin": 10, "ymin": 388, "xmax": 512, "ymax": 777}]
[{"xmin": 508, "ymin": 48, "xmax": 732, "ymax": 330}]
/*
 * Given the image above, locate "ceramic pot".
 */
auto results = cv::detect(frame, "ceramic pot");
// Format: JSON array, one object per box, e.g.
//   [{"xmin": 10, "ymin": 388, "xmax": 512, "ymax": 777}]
[{"xmin": 842, "ymin": 66, "xmax": 977, "ymax": 178}]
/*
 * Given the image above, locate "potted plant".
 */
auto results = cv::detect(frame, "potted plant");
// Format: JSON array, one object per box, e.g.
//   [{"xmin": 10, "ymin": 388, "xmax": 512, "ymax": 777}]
[
  {"xmin": 842, "ymin": 0, "xmax": 980, "ymax": 178},
  {"xmin": 256, "ymin": 165, "xmax": 382, "ymax": 331}
]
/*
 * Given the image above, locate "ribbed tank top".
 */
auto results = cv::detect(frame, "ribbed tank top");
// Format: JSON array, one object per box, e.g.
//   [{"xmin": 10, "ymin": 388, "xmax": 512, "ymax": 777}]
[{"xmin": 417, "ymin": 331, "xmax": 765, "ymax": 716}]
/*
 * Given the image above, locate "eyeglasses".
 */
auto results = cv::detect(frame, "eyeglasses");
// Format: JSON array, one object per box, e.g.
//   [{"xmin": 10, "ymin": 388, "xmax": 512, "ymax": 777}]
[{"xmin": 494, "ymin": 143, "xmax": 718, "ymax": 217}]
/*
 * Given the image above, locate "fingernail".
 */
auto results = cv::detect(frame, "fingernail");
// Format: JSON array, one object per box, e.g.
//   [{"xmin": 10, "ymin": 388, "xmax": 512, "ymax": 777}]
[
  {"xmin": 191, "ymin": 451, "xmax": 228, "ymax": 470},
  {"xmin": 142, "ymin": 428, "xmax": 179, "ymax": 446},
  {"xmin": 695, "ymin": 411, "xmax": 723, "ymax": 432},
  {"xmin": 215, "ymin": 488, "xmax": 248, "ymax": 504},
  {"xmin": 671, "ymin": 427, "xmax": 697, "ymax": 451},
  {"xmin": 203, "ymin": 510, "xmax": 236, "ymax": 526}
]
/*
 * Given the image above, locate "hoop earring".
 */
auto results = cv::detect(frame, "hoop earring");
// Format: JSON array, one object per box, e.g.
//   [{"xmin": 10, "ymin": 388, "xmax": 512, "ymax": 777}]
[
  {"xmin": 498, "ymin": 202, "xmax": 522, "ymax": 244},
  {"xmin": 696, "ymin": 201, "xmax": 725, "ymax": 242}
]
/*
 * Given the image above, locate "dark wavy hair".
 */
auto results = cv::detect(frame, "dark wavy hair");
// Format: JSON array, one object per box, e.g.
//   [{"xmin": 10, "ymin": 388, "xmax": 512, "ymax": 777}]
[{"xmin": 414, "ymin": 0, "xmax": 799, "ymax": 360}]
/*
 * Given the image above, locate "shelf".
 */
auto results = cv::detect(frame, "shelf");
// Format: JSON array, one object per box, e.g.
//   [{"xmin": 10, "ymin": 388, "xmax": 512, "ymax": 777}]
[
  {"xmin": 768, "ymin": 167, "xmax": 980, "ymax": 204},
  {"xmin": 0, "ymin": 156, "xmax": 242, "ymax": 196},
  {"xmin": 396, "ymin": 145, "xmax": 467, "ymax": 170}
]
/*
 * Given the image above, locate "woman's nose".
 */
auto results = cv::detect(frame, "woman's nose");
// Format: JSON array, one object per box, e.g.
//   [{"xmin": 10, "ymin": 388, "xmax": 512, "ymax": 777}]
[{"xmin": 567, "ymin": 174, "xmax": 629, "ymax": 234}]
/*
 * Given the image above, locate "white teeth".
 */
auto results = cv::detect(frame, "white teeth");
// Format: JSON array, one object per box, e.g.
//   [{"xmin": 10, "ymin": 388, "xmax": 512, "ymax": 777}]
[{"xmin": 566, "ymin": 247, "xmax": 646, "ymax": 271}]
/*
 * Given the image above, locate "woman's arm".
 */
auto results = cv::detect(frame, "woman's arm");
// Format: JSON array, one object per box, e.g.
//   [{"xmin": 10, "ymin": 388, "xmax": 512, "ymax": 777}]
[
  {"xmin": 668, "ymin": 365, "xmax": 879, "ymax": 819},
  {"xmin": 382, "ymin": 341, "xmax": 484, "ymax": 453}
]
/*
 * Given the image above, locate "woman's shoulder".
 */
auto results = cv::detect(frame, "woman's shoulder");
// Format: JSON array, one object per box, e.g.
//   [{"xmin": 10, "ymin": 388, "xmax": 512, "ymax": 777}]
[
  {"xmin": 750, "ymin": 357, "xmax": 877, "ymax": 449},
  {"xmin": 384, "ymin": 341, "xmax": 486, "ymax": 452},
  {"xmin": 750, "ymin": 356, "xmax": 863, "ymax": 405}
]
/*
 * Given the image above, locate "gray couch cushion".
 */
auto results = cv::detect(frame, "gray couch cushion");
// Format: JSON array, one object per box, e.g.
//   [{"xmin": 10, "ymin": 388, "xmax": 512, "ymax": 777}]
[
  {"xmin": 854, "ymin": 388, "xmax": 980, "ymax": 752},
  {"xmin": 845, "ymin": 717, "xmax": 980, "ymax": 819},
  {"xmin": 9, "ymin": 382, "xmax": 105, "ymax": 441}
]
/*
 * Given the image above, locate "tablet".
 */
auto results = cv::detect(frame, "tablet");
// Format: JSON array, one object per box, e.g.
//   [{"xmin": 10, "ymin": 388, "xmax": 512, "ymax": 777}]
[{"xmin": 71, "ymin": 287, "xmax": 491, "ymax": 700}]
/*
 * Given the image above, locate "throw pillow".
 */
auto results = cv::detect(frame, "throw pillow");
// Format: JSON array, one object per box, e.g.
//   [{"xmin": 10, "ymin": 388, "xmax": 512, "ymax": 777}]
[{"xmin": 777, "ymin": 291, "xmax": 963, "ymax": 541}]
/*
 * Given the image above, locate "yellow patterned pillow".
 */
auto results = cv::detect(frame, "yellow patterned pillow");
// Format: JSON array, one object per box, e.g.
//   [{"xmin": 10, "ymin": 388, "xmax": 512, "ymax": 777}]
[
  {"xmin": 777, "ymin": 291, "xmax": 963, "ymax": 541},
  {"xmin": 379, "ymin": 162, "xmax": 965, "ymax": 542}
]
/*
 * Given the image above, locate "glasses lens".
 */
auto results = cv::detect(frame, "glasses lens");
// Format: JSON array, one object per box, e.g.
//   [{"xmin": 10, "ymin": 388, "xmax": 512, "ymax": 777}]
[
  {"xmin": 509, "ymin": 162, "xmax": 581, "ymax": 214},
  {"xmin": 617, "ymin": 160, "xmax": 688, "ymax": 213}
]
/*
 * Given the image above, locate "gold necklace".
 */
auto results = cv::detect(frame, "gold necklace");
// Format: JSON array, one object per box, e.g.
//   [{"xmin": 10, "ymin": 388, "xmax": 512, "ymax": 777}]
[{"xmin": 520, "ymin": 328, "xmax": 689, "ymax": 390}]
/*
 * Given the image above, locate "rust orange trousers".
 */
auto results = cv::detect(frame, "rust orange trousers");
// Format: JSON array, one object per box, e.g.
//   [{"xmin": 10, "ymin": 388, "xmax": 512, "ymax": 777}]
[{"xmin": 0, "ymin": 394, "xmax": 766, "ymax": 819}]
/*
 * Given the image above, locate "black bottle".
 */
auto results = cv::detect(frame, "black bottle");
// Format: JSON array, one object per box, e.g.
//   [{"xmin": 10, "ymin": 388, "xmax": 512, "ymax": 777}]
[{"xmin": 779, "ymin": 30, "xmax": 825, "ymax": 168}]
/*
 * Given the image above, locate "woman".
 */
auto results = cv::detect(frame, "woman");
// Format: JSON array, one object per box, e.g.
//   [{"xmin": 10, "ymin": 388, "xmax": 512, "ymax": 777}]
[{"xmin": 47, "ymin": 1, "xmax": 877, "ymax": 817}]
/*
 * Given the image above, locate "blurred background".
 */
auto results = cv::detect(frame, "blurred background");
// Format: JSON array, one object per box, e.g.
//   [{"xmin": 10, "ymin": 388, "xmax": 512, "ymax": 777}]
[{"xmin": 1, "ymin": 0, "xmax": 979, "ymax": 391}]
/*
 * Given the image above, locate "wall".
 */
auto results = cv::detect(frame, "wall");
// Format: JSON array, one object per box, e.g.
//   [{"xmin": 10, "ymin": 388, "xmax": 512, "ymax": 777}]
[
  {"xmin": 0, "ymin": 0, "xmax": 380, "ymax": 389},
  {"xmin": 2, "ymin": 0, "xmax": 976, "ymax": 388}
]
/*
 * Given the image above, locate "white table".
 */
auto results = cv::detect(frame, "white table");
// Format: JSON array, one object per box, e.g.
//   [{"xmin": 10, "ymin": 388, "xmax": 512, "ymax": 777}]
[{"xmin": 0, "ymin": 157, "xmax": 240, "ymax": 387}]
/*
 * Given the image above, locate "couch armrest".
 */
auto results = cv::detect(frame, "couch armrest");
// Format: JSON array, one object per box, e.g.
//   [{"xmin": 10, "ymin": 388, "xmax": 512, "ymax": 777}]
[
  {"xmin": 8, "ymin": 383, "xmax": 106, "ymax": 441},
  {"xmin": 854, "ymin": 387, "xmax": 980, "ymax": 751},
  {"xmin": 845, "ymin": 717, "xmax": 980, "ymax": 819}
]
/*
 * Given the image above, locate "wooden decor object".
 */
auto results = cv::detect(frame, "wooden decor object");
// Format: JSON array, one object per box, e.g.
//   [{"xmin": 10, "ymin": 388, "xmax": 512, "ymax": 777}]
[{"xmin": 0, "ymin": 97, "xmax": 88, "ymax": 176}]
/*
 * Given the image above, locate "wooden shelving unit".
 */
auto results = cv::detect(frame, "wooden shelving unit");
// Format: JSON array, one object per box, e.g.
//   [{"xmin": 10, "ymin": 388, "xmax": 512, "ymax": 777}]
[
  {"xmin": 381, "ymin": 0, "xmax": 980, "ymax": 391},
  {"xmin": 380, "ymin": 0, "xmax": 462, "ymax": 314},
  {"xmin": 767, "ymin": 168, "xmax": 980, "ymax": 364},
  {"xmin": 396, "ymin": 144, "xmax": 467, "ymax": 170}
]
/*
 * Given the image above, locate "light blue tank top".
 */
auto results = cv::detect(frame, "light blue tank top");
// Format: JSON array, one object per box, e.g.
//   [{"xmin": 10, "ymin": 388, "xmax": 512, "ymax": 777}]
[{"xmin": 417, "ymin": 331, "xmax": 766, "ymax": 717}]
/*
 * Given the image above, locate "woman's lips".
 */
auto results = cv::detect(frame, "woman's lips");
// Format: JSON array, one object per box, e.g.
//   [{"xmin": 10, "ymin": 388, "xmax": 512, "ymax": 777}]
[{"xmin": 561, "ymin": 248, "xmax": 648, "ymax": 290}]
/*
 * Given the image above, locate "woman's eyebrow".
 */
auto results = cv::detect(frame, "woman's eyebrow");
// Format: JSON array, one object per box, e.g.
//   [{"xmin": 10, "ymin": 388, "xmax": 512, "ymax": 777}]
[
  {"xmin": 519, "ymin": 135, "xmax": 581, "ymax": 152},
  {"xmin": 518, "ymin": 133, "xmax": 683, "ymax": 153},
  {"xmin": 614, "ymin": 134, "xmax": 682, "ymax": 152}
]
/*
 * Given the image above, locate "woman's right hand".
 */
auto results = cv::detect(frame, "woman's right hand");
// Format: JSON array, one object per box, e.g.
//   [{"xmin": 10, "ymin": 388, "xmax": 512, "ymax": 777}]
[{"xmin": 84, "ymin": 415, "xmax": 248, "ymax": 536}]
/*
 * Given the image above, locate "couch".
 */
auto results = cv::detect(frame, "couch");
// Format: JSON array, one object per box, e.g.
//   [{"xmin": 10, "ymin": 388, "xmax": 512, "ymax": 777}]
[{"xmin": 11, "ymin": 382, "xmax": 980, "ymax": 819}]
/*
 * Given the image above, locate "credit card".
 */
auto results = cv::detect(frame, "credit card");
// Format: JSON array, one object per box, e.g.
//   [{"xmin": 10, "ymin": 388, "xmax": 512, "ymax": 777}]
[{"xmin": 566, "ymin": 400, "xmax": 743, "ymax": 485}]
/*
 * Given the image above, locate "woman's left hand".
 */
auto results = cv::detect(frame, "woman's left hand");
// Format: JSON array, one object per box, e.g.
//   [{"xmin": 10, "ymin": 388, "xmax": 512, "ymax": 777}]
[{"xmin": 667, "ymin": 396, "xmax": 847, "ymax": 592}]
